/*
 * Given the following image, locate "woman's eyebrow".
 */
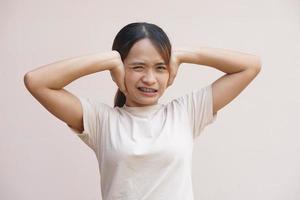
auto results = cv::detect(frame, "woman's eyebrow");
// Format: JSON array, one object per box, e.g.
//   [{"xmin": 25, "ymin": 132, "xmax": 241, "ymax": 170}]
[
  {"xmin": 130, "ymin": 62, "xmax": 146, "ymax": 66},
  {"xmin": 130, "ymin": 62, "xmax": 166, "ymax": 66},
  {"xmin": 155, "ymin": 62, "xmax": 166, "ymax": 65}
]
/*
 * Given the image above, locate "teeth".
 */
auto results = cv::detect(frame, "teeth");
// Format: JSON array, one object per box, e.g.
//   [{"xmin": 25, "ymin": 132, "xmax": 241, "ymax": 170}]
[{"xmin": 139, "ymin": 87, "xmax": 157, "ymax": 92}]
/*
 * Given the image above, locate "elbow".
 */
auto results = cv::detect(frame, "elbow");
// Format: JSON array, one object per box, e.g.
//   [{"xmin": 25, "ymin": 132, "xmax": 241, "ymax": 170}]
[
  {"xmin": 24, "ymin": 72, "xmax": 31, "ymax": 90},
  {"xmin": 250, "ymin": 56, "xmax": 262, "ymax": 74},
  {"xmin": 256, "ymin": 56, "xmax": 262, "ymax": 70},
  {"xmin": 24, "ymin": 72, "xmax": 38, "ymax": 92}
]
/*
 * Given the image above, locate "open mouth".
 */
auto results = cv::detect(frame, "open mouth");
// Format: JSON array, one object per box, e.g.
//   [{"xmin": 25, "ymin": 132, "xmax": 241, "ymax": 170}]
[
  {"xmin": 138, "ymin": 87, "xmax": 158, "ymax": 93},
  {"xmin": 137, "ymin": 87, "xmax": 158, "ymax": 95}
]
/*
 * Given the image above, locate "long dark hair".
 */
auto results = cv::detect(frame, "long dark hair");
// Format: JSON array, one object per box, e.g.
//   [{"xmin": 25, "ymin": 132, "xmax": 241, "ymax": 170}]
[{"xmin": 112, "ymin": 22, "xmax": 172, "ymax": 108}]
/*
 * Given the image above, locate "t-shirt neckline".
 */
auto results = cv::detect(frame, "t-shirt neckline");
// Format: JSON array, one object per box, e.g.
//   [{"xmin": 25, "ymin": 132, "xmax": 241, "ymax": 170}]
[{"xmin": 122, "ymin": 103, "xmax": 164, "ymax": 118}]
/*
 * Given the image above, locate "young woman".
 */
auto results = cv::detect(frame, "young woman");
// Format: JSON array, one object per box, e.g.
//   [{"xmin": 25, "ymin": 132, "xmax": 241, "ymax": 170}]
[{"xmin": 24, "ymin": 22, "xmax": 261, "ymax": 200}]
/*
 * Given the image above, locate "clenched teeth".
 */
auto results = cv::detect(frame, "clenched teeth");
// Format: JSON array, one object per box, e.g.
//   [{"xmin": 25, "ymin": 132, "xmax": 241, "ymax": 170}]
[{"xmin": 138, "ymin": 87, "xmax": 157, "ymax": 92}]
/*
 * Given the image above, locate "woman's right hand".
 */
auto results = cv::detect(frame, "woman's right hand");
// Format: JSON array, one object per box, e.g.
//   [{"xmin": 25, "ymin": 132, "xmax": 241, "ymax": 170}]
[
  {"xmin": 109, "ymin": 51, "xmax": 128, "ymax": 96},
  {"xmin": 167, "ymin": 50, "xmax": 182, "ymax": 87}
]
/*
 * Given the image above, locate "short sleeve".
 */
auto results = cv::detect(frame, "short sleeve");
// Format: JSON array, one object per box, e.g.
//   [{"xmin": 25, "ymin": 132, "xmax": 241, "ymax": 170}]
[
  {"xmin": 68, "ymin": 97, "xmax": 111, "ymax": 155},
  {"xmin": 175, "ymin": 84, "xmax": 217, "ymax": 139}
]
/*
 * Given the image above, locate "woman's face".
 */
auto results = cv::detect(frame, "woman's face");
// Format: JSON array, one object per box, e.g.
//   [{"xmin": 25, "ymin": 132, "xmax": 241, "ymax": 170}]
[{"xmin": 123, "ymin": 38, "xmax": 169, "ymax": 107}]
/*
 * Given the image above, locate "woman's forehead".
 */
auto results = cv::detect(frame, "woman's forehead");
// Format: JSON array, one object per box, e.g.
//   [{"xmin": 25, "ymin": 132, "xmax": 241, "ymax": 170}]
[{"xmin": 125, "ymin": 39, "xmax": 165, "ymax": 62}]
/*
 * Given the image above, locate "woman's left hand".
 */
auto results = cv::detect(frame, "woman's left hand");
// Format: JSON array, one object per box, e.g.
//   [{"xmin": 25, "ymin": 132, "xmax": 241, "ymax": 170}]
[{"xmin": 167, "ymin": 50, "xmax": 182, "ymax": 87}]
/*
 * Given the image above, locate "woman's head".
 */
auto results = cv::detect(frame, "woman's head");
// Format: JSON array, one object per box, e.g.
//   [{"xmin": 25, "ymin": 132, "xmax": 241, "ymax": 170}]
[{"xmin": 112, "ymin": 22, "xmax": 172, "ymax": 107}]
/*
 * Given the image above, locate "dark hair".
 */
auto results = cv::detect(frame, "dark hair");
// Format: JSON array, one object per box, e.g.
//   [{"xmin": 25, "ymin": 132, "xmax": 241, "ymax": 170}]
[{"xmin": 112, "ymin": 22, "xmax": 172, "ymax": 108}]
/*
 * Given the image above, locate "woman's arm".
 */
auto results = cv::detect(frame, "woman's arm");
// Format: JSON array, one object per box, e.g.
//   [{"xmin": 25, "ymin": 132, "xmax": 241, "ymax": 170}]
[
  {"xmin": 175, "ymin": 47, "xmax": 262, "ymax": 114},
  {"xmin": 24, "ymin": 51, "xmax": 125, "ymax": 133},
  {"xmin": 24, "ymin": 51, "xmax": 122, "ymax": 90}
]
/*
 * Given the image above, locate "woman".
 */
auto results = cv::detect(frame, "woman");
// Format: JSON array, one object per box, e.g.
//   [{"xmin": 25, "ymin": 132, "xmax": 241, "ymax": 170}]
[{"xmin": 24, "ymin": 22, "xmax": 261, "ymax": 200}]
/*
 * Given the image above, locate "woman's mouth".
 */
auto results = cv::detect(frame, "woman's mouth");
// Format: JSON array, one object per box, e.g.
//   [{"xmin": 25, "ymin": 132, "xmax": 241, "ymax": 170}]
[{"xmin": 137, "ymin": 87, "xmax": 158, "ymax": 96}]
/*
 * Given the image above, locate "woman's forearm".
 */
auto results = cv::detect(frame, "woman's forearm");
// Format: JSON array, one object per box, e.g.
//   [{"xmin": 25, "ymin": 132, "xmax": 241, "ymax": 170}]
[
  {"xmin": 177, "ymin": 47, "xmax": 261, "ymax": 74},
  {"xmin": 24, "ymin": 51, "xmax": 120, "ymax": 90}
]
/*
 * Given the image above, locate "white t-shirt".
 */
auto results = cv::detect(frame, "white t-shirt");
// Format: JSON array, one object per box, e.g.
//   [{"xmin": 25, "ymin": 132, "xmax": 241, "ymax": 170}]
[{"xmin": 70, "ymin": 84, "xmax": 217, "ymax": 200}]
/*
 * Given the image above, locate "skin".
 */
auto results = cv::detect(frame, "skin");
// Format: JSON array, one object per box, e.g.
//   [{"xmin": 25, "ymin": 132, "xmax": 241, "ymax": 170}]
[
  {"xmin": 24, "ymin": 36, "xmax": 261, "ymax": 133},
  {"xmin": 122, "ymin": 38, "xmax": 174, "ymax": 107}
]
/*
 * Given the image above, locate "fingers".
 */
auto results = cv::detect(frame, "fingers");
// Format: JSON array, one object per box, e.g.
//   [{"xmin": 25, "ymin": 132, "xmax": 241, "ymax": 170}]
[
  {"xmin": 120, "ymin": 68, "xmax": 128, "ymax": 96},
  {"xmin": 109, "ymin": 62, "xmax": 128, "ymax": 96},
  {"xmin": 167, "ymin": 77, "xmax": 174, "ymax": 87},
  {"xmin": 114, "ymin": 74, "xmax": 127, "ymax": 96},
  {"xmin": 117, "ymin": 72, "xmax": 128, "ymax": 96},
  {"xmin": 120, "ymin": 82, "xmax": 128, "ymax": 96},
  {"xmin": 167, "ymin": 75, "xmax": 172, "ymax": 87},
  {"xmin": 167, "ymin": 52, "xmax": 179, "ymax": 87},
  {"xmin": 167, "ymin": 64, "xmax": 176, "ymax": 87},
  {"xmin": 113, "ymin": 78, "xmax": 126, "ymax": 96}
]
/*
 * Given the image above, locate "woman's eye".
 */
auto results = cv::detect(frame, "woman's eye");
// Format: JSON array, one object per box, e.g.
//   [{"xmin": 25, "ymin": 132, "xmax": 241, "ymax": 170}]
[
  {"xmin": 157, "ymin": 66, "xmax": 167, "ymax": 71},
  {"xmin": 133, "ymin": 66, "xmax": 143, "ymax": 70},
  {"xmin": 132, "ymin": 66, "xmax": 166, "ymax": 72}
]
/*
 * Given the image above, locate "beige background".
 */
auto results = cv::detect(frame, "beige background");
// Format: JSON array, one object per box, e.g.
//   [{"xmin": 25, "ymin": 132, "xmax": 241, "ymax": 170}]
[{"xmin": 1, "ymin": 0, "xmax": 300, "ymax": 199}]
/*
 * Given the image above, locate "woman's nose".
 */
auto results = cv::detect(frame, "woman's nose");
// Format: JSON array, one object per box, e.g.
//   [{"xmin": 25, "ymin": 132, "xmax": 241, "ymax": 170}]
[{"xmin": 142, "ymin": 71, "xmax": 156, "ymax": 84}]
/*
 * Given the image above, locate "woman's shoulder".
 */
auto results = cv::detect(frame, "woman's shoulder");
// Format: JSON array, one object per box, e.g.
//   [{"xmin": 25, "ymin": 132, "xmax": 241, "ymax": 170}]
[
  {"xmin": 78, "ymin": 96, "xmax": 115, "ymax": 114},
  {"xmin": 166, "ymin": 84, "xmax": 211, "ymax": 107}
]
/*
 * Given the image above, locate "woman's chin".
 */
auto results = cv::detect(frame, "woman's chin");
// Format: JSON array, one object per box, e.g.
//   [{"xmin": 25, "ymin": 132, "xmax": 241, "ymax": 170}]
[{"xmin": 134, "ymin": 98, "xmax": 158, "ymax": 106}]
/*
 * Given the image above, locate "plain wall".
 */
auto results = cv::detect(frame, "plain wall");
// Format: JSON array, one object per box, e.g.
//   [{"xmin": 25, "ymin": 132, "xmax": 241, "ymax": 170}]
[{"xmin": 1, "ymin": 0, "xmax": 300, "ymax": 199}]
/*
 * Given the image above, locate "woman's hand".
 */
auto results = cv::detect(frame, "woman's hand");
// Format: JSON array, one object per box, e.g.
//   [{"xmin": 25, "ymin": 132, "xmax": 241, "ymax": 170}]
[
  {"xmin": 167, "ymin": 50, "xmax": 182, "ymax": 87},
  {"xmin": 109, "ymin": 51, "xmax": 128, "ymax": 96}
]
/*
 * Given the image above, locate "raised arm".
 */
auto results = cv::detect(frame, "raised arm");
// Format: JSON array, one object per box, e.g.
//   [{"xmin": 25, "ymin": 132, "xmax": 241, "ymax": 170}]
[
  {"xmin": 172, "ymin": 47, "xmax": 262, "ymax": 114},
  {"xmin": 24, "ymin": 51, "xmax": 126, "ymax": 133}
]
